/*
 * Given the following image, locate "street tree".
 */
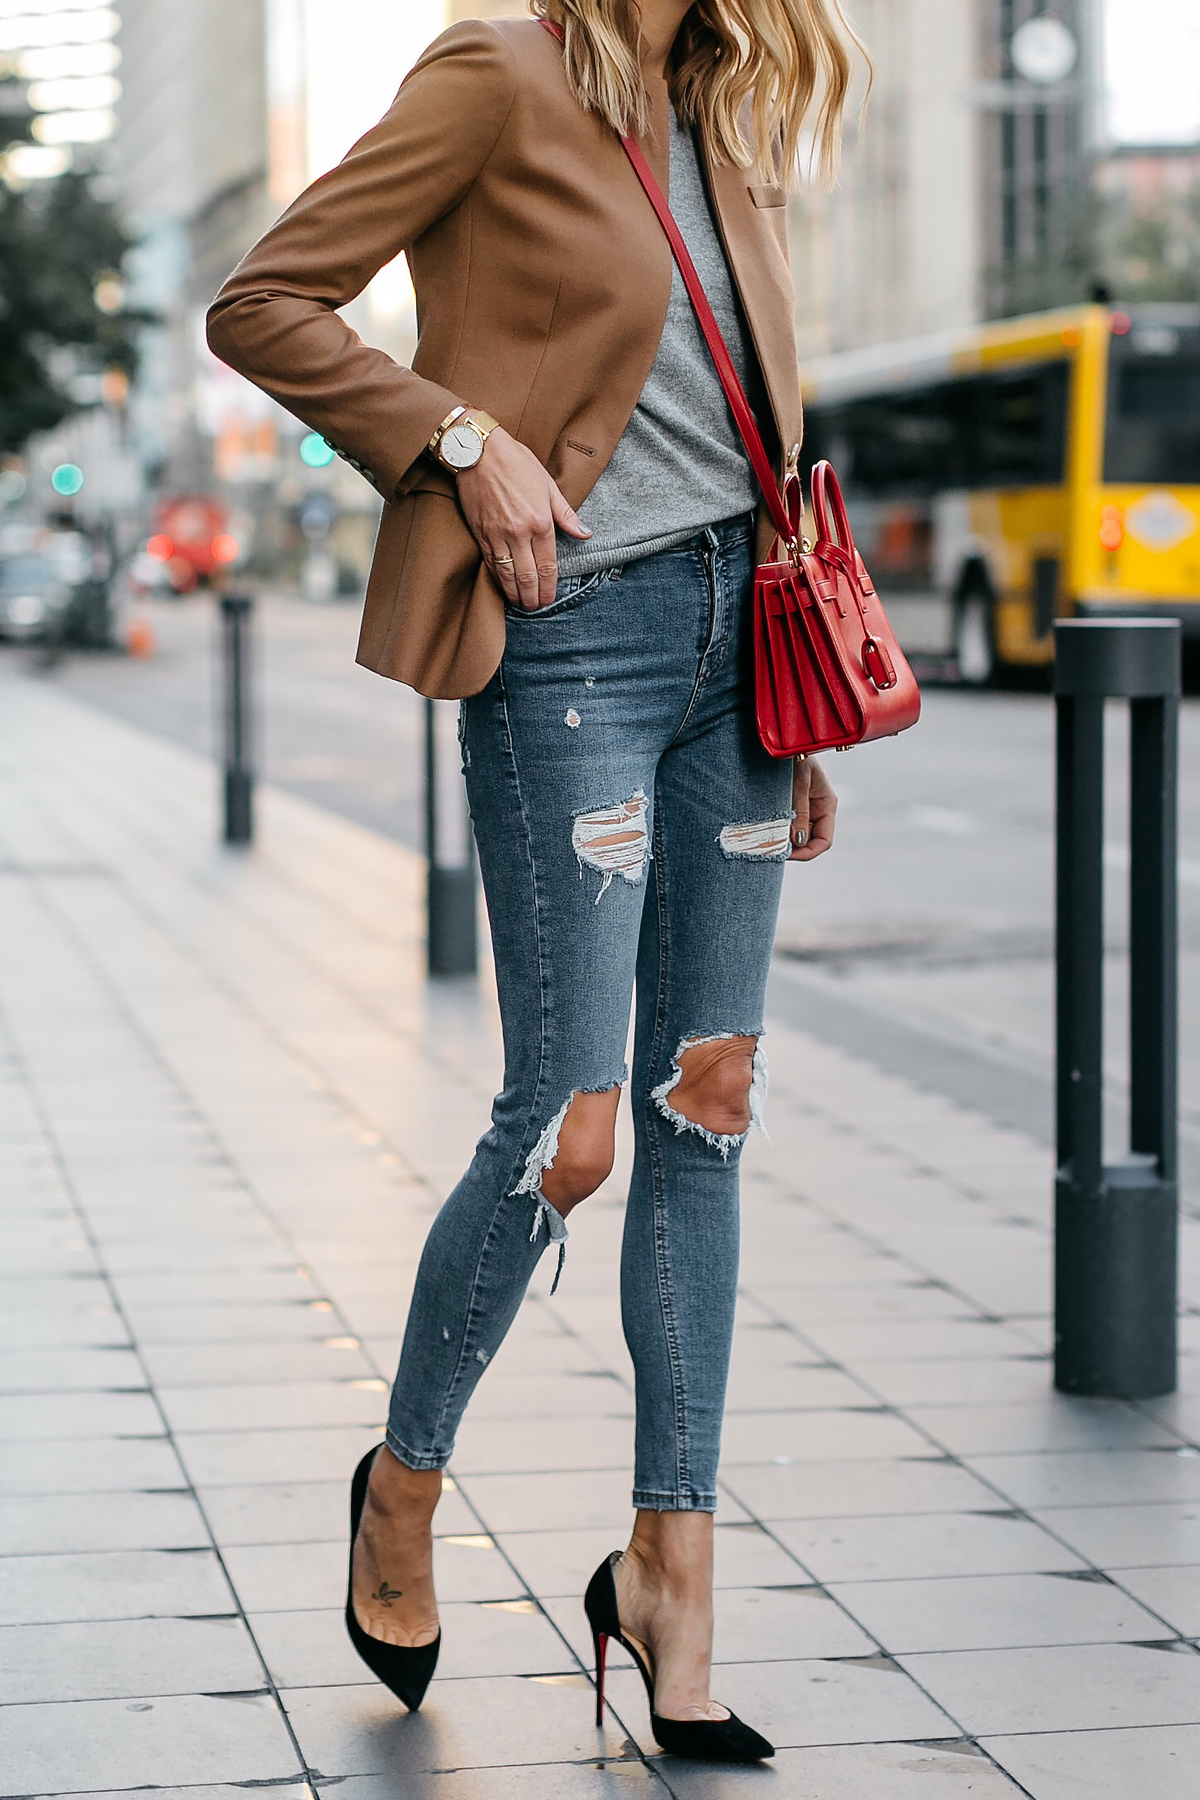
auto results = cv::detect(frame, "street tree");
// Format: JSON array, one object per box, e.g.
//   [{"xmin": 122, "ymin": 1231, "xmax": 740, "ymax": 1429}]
[
  {"xmin": 0, "ymin": 172, "xmax": 142, "ymax": 455},
  {"xmin": 1103, "ymin": 188, "xmax": 1200, "ymax": 304}
]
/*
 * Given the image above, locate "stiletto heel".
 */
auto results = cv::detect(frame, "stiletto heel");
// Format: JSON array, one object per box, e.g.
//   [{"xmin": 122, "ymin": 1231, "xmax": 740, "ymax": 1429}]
[
  {"xmin": 583, "ymin": 1552, "xmax": 774, "ymax": 1763},
  {"xmin": 592, "ymin": 1624, "xmax": 609, "ymax": 1726},
  {"xmin": 345, "ymin": 1446, "xmax": 441, "ymax": 1711}
]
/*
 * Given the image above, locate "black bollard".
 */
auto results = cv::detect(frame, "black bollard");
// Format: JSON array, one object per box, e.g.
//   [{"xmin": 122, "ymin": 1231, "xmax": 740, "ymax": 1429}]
[
  {"xmin": 220, "ymin": 594, "xmax": 254, "ymax": 846},
  {"xmin": 1054, "ymin": 618, "xmax": 1180, "ymax": 1398},
  {"xmin": 424, "ymin": 696, "xmax": 477, "ymax": 977}
]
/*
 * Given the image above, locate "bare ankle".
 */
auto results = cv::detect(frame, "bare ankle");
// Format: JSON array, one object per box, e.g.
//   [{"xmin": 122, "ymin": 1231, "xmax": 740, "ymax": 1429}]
[
  {"xmin": 365, "ymin": 1448, "xmax": 442, "ymax": 1521},
  {"xmin": 626, "ymin": 1510, "xmax": 714, "ymax": 1591}
]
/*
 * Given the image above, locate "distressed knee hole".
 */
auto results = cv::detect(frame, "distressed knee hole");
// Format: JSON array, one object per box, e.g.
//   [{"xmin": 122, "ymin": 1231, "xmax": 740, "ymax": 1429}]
[
  {"xmin": 511, "ymin": 1082, "xmax": 623, "ymax": 1291},
  {"xmin": 572, "ymin": 790, "xmax": 649, "ymax": 901},
  {"xmin": 718, "ymin": 816, "xmax": 794, "ymax": 861},
  {"xmin": 651, "ymin": 1034, "xmax": 769, "ymax": 1157},
  {"xmin": 669, "ymin": 1037, "xmax": 757, "ymax": 1136}
]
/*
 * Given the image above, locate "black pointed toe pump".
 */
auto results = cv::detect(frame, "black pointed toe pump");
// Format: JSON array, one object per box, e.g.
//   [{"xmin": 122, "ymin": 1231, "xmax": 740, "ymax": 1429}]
[
  {"xmin": 583, "ymin": 1551, "xmax": 775, "ymax": 1763},
  {"xmin": 345, "ymin": 1446, "xmax": 440, "ymax": 1711}
]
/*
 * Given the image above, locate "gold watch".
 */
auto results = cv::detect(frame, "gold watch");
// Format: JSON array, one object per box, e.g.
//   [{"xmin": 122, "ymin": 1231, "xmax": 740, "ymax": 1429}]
[{"xmin": 429, "ymin": 408, "xmax": 500, "ymax": 473}]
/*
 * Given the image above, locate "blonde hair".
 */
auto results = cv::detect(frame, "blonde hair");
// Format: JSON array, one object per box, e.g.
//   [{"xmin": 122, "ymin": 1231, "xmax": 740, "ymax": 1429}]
[{"xmin": 531, "ymin": 0, "xmax": 867, "ymax": 187}]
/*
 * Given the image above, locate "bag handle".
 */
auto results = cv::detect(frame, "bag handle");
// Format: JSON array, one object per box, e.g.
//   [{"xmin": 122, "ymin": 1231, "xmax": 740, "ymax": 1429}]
[
  {"xmin": 809, "ymin": 458, "xmax": 884, "ymax": 669},
  {"xmin": 540, "ymin": 18, "xmax": 798, "ymax": 554},
  {"xmin": 811, "ymin": 460, "xmax": 852, "ymax": 554},
  {"xmin": 810, "ymin": 460, "xmax": 863, "ymax": 581}
]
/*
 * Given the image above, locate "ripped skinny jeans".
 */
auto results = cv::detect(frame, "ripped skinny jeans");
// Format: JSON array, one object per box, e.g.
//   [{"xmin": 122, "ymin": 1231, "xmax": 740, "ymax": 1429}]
[{"xmin": 386, "ymin": 513, "xmax": 792, "ymax": 1510}]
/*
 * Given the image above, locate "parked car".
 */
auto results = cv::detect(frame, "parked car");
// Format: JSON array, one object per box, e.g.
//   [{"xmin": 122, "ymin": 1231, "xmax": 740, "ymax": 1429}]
[
  {"xmin": 0, "ymin": 552, "xmax": 70, "ymax": 642},
  {"xmin": 45, "ymin": 528, "xmax": 115, "ymax": 647},
  {"xmin": 146, "ymin": 495, "xmax": 238, "ymax": 590}
]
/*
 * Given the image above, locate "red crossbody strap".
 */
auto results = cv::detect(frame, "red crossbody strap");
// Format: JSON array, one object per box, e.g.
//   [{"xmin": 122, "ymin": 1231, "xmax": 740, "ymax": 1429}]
[
  {"xmin": 540, "ymin": 19, "xmax": 795, "ymax": 549},
  {"xmin": 617, "ymin": 134, "xmax": 795, "ymax": 545}
]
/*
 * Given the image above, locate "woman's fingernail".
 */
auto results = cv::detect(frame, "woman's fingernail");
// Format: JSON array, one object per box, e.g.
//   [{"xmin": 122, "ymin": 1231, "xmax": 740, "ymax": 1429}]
[{"xmin": 794, "ymin": 828, "xmax": 808, "ymax": 847}]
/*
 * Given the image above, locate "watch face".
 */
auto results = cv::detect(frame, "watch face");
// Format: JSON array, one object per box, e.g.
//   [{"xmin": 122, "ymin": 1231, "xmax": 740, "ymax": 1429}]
[{"xmin": 441, "ymin": 423, "xmax": 482, "ymax": 470}]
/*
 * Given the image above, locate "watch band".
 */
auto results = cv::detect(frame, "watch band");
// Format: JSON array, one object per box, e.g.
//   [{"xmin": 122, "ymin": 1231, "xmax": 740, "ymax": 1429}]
[
  {"xmin": 427, "ymin": 405, "xmax": 468, "ymax": 458},
  {"xmin": 460, "ymin": 411, "xmax": 499, "ymax": 449}
]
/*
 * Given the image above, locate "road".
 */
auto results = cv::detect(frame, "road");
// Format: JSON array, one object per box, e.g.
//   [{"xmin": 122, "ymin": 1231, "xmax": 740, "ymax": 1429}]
[{"xmin": 7, "ymin": 588, "xmax": 1198, "ymax": 1179}]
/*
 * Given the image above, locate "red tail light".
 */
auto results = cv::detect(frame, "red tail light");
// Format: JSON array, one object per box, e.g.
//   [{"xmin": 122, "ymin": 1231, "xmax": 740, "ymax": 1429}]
[{"xmin": 1098, "ymin": 504, "xmax": 1124, "ymax": 551}]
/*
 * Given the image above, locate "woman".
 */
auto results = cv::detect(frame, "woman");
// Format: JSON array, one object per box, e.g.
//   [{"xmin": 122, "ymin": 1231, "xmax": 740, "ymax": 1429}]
[{"xmin": 208, "ymin": 0, "xmax": 858, "ymax": 1764}]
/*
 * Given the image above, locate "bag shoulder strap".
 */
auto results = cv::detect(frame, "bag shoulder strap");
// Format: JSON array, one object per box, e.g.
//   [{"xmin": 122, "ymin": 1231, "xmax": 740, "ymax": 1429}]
[{"xmin": 540, "ymin": 18, "xmax": 795, "ymax": 550}]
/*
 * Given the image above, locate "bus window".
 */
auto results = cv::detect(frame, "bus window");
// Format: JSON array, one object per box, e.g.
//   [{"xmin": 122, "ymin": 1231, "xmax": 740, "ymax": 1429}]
[
  {"xmin": 970, "ymin": 362, "xmax": 1069, "ymax": 488},
  {"xmin": 1104, "ymin": 321, "xmax": 1200, "ymax": 484},
  {"xmin": 805, "ymin": 363, "xmax": 1068, "ymax": 498},
  {"xmin": 857, "ymin": 387, "xmax": 966, "ymax": 495},
  {"xmin": 807, "ymin": 383, "xmax": 971, "ymax": 497}
]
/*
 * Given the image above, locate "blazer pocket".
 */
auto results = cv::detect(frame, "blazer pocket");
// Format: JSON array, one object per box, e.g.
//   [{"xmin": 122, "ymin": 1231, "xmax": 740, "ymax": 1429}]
[{"xmin": 749, "ymin": 184, "xmax": 787, "ymax": 209}]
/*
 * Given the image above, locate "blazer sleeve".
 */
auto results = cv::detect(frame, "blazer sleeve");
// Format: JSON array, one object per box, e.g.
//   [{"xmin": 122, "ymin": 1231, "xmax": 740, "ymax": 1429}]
[{"xmin": 205, "ymin": 22, "xmax": 518, "ymax": 501}]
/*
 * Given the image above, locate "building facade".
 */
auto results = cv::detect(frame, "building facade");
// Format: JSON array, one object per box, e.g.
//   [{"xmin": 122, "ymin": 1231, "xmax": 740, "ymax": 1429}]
[
  {"xmin": 789, "ymin": 0, "xmax": 980, "ymax": 359},
  {"xmin": 115, "ymin": 0, "xmax": 271, "ymax": 488},
  {"xmin": 976, "ymin": 0, "xmax": 1105, "ymax": 318},
  {"xmin": 0, "ymin": 0, "xmax": 123, "ymax": 185}
]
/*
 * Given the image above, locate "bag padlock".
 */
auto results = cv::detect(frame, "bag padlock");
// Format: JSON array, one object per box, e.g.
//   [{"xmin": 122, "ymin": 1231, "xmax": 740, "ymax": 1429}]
[{"xmin": 862, "ymin": 635, "xmax": 898, "ymax": 691}]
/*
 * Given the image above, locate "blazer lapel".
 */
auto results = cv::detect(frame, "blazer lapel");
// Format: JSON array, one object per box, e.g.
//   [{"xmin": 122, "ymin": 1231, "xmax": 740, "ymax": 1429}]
[
  {"xmin": 701, "ymin": 144, "xmax": 801, "ymax": 462},
  {"xmin": 639, "ymin": 79, "xmax": 673, "ymax": 196}
]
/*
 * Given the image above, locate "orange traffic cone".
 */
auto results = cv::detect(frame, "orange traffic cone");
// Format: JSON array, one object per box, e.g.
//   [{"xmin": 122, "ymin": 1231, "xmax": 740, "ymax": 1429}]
[{"xmin": 127, "ymin": 614, "xmax": 155, "ymax": 658}]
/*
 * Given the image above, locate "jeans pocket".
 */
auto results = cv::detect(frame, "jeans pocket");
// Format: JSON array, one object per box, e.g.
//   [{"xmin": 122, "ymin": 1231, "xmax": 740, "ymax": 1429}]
[{"xmin": 505, "ymin": 567, "xmax": 611, "ymax": 620}]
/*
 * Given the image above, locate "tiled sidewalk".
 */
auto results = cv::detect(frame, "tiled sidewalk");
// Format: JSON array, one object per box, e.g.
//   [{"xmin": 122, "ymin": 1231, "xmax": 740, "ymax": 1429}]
[{"xmin": 2, "ymin": 666, "xmax": 1199, "ymax": 1800}]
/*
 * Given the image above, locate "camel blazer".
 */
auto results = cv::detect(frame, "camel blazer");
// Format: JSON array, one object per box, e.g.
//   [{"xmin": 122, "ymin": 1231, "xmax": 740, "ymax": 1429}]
[{"xmin": 206, "ymin": 17, "xmax": 803, "ymax": 698}]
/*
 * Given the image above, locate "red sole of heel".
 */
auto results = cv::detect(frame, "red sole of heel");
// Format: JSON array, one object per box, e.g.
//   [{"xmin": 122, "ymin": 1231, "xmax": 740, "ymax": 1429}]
[{"xmin": 595, "ymin": 1631, "xmax": 608, "ymax": 1726}]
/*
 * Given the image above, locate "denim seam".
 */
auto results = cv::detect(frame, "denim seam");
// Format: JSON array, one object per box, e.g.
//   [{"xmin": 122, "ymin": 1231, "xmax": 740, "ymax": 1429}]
[
  {"xmin": 505, "ymin": 566, "xmax": 612, "ymax": 620},
  {"xmin": 631, "ymin": 1487, "xmax": 718, "ymax": 1512},
  {"xmin": 496, "ymin": 662, "xmax": 559, "ymax": 1202},
  {"xmin": 384, "ymin": 1429, "xmax": 447, "ymax": 1474},
  {"xmin": 671, "ymin": 530, "xmax": 723, "ymax": 743},
  {"xmin": 642, "ymin": 799, "xmax": 691, "ymax": 1503},
  {"xmin": 702, "ymin": 524, "xmax": 732, "ymax": 678},
  {"xmin": 424, "ymin": 679, "xmax": 556, "ymax": 1456},
  {"xmin": 427, "ymin": 1190, "xmax": 518, "ymax": 1458}
]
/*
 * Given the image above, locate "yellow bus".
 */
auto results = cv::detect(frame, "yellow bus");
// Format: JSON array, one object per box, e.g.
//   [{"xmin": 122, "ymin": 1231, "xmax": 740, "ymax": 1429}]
[{"xmin": 797, "ymin": 303, "xmax": 1200, "ymax": 684}]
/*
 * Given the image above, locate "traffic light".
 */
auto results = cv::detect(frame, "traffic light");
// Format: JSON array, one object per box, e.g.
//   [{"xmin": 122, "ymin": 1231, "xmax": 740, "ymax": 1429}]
[
  {"xmin": 50, "ymin": 463, "xmax": 84, "ymax": 496},
  {"xmin": 300, "ymin": 432, "xmax": 335, "ymax": 469}
]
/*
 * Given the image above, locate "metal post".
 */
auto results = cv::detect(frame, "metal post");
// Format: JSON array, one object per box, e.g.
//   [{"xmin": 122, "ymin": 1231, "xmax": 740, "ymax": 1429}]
[
  {"xmin": 1053, "ymin": 618, "xmax": 1180, "ymax": 1398},
  {"xmin": 424, "ymin": 696, "xmax": 477, "ymax": 977},
  {"xmin": 220, "ymin": 594, "xmax": 254, "ymax": 846}
]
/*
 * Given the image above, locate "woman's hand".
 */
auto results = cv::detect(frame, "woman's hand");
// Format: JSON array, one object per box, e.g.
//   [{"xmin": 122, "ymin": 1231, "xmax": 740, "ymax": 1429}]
[
  {"xmin": 456, "ymin": 428, "xmax": 591, "ymax": 610},
  {"xmin": 789, "ymin": 757, "xmax": 838, "ymax": 860}
]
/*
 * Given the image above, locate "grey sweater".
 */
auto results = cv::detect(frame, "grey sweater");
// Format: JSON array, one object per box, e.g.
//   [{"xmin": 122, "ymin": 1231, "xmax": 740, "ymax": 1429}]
[{"xmin": 557, "ymin": 109, "xmax": 761, "ymax": 578}]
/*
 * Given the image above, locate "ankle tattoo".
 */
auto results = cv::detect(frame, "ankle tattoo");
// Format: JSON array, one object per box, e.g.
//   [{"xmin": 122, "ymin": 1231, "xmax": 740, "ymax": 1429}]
[{"xmin": 372, "ymin": 1581, "xmax": 403, "ymax": 1608}]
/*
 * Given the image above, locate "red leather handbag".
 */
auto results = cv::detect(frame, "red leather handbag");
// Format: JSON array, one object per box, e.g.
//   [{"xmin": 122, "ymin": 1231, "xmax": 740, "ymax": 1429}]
[
  {"xmin": 615, "ymin": 130, "xmax": 921, "ymax": 757},
  {"xmin": 753, "ymin": 461, "xmax": 924, "ymax": 755},
  {"xmin": 539, "ymin": 22, "xmax": 921, "ymax": 758}
]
